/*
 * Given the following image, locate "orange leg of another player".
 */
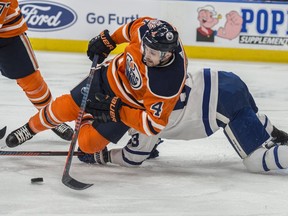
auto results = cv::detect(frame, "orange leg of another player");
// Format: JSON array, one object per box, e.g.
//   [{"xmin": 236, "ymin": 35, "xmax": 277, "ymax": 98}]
[{"xmin": 16, "ymin": 70, "xmax": 52, "ymax": 110}]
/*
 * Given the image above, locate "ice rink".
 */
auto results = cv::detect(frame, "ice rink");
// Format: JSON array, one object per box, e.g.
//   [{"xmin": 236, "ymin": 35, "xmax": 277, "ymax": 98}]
[{"xmin": 0, "ymin": 51, "xmax": 288, "ymax": 216}]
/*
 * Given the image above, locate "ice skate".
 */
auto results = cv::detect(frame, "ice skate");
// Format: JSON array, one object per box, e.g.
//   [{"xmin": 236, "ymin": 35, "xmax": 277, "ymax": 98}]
[
  {"xmin": 0, "ymin": 126, "xmax": 7, "ymax": 140},
  {"xmin": 271, "ymin": 126, "xmax": 288, "ymax": 145},
  {"xmin": 51, "ymin": 123, "xmax": 73, "ymax": 141},
  {"xmin": 6, "ymin": 123, "xmax": 35, "ymax": 148}
]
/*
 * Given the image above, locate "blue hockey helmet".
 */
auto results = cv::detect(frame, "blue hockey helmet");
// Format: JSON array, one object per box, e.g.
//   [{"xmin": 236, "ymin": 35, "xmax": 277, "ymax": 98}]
[{"xmin": 142, "ymin": 21, "xmax": 179, "ymax": 52}]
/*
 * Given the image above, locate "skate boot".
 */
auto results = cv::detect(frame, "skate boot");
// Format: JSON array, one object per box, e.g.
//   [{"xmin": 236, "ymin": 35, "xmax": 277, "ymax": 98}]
[
  {"xmin": 51, "ymin": 123, "xmax": 73, "ymax": 141},
  {"xmin": 6, "ymin": 123, "xmax": 35, "ymax": 148},
  {"xmin": 271, "ymin": 126, "xmax": 288, "ymax": 145},
  {"xmin": 0, "ymin": 126, "xmax": 6, "ymax": 140}
]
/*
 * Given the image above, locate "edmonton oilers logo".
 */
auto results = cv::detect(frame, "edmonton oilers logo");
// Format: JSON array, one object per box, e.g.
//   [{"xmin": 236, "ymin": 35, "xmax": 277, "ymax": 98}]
[
  {"xmin": 125, "ymin": 54, "xmax": 142, "ymax": 89},
  {"xmin": 19, "ymin": 0, "xmax": 77, "ymax": 31}
]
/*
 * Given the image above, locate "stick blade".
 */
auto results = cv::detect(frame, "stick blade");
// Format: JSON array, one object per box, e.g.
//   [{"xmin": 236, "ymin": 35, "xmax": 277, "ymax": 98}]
[
  {"xmin": 0, "ymin": 126, "xmax": 7, "ymax": 140},
  {"xmin": 62, "ymin": 175, "xmax": 93, "ymax": 190}
]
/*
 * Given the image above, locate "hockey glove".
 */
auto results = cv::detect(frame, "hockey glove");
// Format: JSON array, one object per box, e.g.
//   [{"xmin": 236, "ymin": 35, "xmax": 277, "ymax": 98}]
[
  {"xmin": 86, "ymin": 93, "xmax": 122, "ymax": 123},
  {"xmin": 87, "ymin": 29, "xmax": 116, "ymax": 63},
  {"xmin": 77, "ymin": 147, "xmax": 110, "ymax": 164}
]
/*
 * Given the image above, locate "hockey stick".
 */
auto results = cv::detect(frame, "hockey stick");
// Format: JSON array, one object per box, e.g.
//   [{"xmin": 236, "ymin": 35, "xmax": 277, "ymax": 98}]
[
  {"xmin": 0, "ymin": 126, "xmax": 7, "ymax": 140},
  {"xmin": 62, "ymin": 55, "xmax": 99, "ymax": 190},
  {"xmin": 0, "ymin": 150, "xmax": 84, "ymax": 156}
]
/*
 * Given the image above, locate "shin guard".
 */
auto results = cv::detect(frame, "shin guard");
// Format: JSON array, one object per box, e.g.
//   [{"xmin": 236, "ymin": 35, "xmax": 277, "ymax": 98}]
[{"xmin": 223, "ymin": 107, "xmax": 270, "ymax": 158}]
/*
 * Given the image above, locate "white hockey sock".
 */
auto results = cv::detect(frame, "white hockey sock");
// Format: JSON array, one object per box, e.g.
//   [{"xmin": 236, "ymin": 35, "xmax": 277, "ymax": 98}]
[{"xmin": 243, "ymin": 145, "xmax": 288, "ymax": 172}]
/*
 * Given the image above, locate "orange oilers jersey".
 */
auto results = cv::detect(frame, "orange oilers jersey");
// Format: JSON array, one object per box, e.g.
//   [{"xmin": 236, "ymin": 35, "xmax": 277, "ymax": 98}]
[
  {"xmin": 0, "ymin": 0, "xmax": 27, "ymax": 38},
  {"xmin": 107, "ymin": 17, "xmax": 188, "ymax": 136}
]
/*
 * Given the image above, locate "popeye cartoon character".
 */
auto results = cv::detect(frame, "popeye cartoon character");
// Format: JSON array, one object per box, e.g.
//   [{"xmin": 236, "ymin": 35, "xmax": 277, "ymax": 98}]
[{"xmin": 196, "ymin": 5, "xmax": 243, "ymax": 42}]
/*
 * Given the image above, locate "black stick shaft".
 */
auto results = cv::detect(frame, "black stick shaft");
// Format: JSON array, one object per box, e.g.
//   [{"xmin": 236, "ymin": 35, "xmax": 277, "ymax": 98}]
[
  {"xmin": 61, "ymin": 55, "xmax": 98, "ymax": 190},
  {"xmin": 0, "ymin": 150, "xmax": 83, "ymax": 156}
]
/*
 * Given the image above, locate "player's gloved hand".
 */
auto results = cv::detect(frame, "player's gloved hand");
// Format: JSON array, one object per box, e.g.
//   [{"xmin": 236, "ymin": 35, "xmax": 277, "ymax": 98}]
[
  {"xmin": 87, "ymin": 29, "xmax": 116, "ymax": 63},
  {"xmin": 86, "ymin": 93, "xmax": 122, "ymax": 123},
  {"xmin": 77, "ymin": 147, "xmax": 110, "ymax": 164}
]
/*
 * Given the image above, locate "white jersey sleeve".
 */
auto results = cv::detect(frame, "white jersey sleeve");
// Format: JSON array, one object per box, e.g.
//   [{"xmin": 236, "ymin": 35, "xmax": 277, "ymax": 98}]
[{"xmin": 109, "ymin": 129, "xmax": 161, "ymax": 167}]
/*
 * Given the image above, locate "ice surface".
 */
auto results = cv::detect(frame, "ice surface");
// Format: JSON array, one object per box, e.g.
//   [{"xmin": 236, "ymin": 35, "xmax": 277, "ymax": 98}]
[{"xmin": 0, "ymin": 51, "xmax": 287, "ymax": 216}]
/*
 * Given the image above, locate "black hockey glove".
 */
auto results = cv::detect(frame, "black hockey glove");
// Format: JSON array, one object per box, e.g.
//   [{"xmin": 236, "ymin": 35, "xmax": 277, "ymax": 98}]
[
  {"xmin": 87, "ymin": 29, "xmax": 116, "ymax": 63},
  {"xmin": 86, "ymin": 93, "xmax": 122, "ymax": 123},
  {"xmin": 77, "ymin": 147, "xmax": 110, "ymax": 164}
]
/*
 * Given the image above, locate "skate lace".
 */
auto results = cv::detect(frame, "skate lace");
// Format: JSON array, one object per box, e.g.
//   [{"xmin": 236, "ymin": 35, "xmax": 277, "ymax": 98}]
[
  {"xmin": 15, "ymin": 126, "xmax": 33, "ymax": 143},
  {"xmin": 95, "ymin": 152, "xmax": 102, "ymax": 164},
  {"xmin": 55, "ymin": 124, "xmax": 69, "ymax": 133}
]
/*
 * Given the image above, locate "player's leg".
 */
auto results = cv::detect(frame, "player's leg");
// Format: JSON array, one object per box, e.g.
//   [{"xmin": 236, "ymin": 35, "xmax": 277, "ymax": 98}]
[
  {"xmin": 6, "ymin": 94, "xmax": 78, "ymax": 147},
  {"xmin": 1, "ymin": 33, "xmax": 73, "ymax": 141},
  {"xmin": 216, "ymin": 71, "xmax": 269, "ymax": 157},
  {"xmin": 76, "ymin": 115, "xmax": 110, "ymax": 165},
  {"xmin": 4, "ymin": 33, "xmax": 51, "ymax": 108},
  {"xmin": 77, "ymin": 116, "xmax": 130, "ymax": 164},
  {"xmin": 16, "ymin": 71, "xmax": 73, "ymax": 141},
  {"xmin": 220, "ymin": 108, "xmax": 271, "ymax": 158},
  {"xmin": 243, "ymin": 145, "xmax": 288, "ymax": 172},
  {"xmin": 5, "ymin": 63, "xmax": 107, "ymax": 147},
  {"xmin": 216, "ymin": 71, "xmax": 288, "ymax": 172},
  {"xmin": 243, "ymin": 112, "xmax": 288, "ymax": 172},
  {"xmin": 0, "ymin": 34, "xmax": 39, "ymax": 80},
  {"xmin": 220, "ymin": 109, "xmax": 288, "ymax": 172}
]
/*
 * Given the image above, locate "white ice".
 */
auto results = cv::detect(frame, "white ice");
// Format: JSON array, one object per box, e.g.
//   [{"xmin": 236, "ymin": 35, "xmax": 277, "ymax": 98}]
[{"xmin": 0, "ymin": 51, "xmax": 288, "ymax": 216}]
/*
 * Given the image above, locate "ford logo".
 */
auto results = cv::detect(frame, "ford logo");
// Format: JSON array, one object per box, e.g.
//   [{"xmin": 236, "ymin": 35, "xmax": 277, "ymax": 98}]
[{"xmin": 19, "ymin": 0, "xmax": 77, "ymax": 32}]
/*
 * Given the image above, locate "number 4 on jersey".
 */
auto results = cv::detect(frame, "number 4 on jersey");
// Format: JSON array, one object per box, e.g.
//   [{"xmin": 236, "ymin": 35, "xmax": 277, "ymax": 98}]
[{"xmin": 151, "ymin": 102, "xmax": 163, "ymax": 117}]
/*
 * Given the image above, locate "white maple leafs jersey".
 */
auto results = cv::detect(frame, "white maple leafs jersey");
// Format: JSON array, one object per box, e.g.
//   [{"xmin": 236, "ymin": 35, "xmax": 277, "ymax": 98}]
[
  {"xmin": 159, "ymin": 68, "xmax": 220, "ymax": 140},
  {"xmin": 109, "ymin": 68, "xmax": 221, "ymax": 167}
]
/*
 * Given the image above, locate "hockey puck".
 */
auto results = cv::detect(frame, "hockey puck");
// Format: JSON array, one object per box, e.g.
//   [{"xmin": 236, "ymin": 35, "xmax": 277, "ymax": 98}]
[{"xmin": 31, "ymin": 177, "xmax": 44, "ymax": 183}]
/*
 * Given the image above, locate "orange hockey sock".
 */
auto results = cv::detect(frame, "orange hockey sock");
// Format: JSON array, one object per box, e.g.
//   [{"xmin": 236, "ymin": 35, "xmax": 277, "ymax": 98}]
[
  {"xmin": 29, "ymin": 94, "xmax": 80, "ymax": 133},
  {"xmin": 17, "ymin": 70, "xmax": 52, "ymax": 110}
]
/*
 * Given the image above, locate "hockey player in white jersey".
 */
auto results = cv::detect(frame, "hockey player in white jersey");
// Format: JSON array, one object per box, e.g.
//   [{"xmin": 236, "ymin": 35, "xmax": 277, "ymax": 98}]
[{"xmin": 78, "ymin": 68, "xmax": 288, "ymax": 173}]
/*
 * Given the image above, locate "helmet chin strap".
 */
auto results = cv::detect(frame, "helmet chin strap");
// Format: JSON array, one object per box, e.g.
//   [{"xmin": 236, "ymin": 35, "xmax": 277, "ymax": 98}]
[
  {"xmin": 158, "ymin": 52, "xmax": 174, "ymax": 66},
  {"xmin": 159, "ymin": 51, "xmax": 166, "ymax": 63}
]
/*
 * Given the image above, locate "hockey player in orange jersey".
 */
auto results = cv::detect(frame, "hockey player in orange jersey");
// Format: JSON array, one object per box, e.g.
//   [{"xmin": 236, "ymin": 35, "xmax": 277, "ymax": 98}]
[
  {"xmin": 6, "ymin": 17, "xmax": 188, "ymax": 155},
  {"xmin": 0, "ymin": 0, "xmax": 73, "ymax": 140}
]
